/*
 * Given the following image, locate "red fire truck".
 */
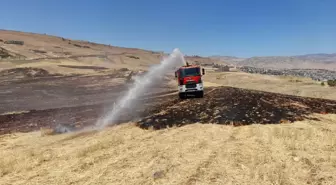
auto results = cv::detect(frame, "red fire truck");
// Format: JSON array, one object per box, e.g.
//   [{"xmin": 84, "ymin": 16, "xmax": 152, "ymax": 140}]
[{"xmin": 175, "ymin": 62, "xmax": 205, "ymax": 99}]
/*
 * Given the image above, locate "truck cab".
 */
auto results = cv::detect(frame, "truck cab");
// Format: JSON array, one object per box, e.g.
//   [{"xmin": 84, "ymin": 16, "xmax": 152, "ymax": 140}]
[{"xmin": 175, "ymin": 63, "xmax": 205, "ymax": 99}]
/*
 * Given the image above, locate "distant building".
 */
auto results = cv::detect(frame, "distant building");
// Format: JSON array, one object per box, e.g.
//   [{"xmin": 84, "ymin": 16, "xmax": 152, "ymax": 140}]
[
  {"xmin": 228, "ymin": 64, "xmax": 236, "ymax": 69},
  {"xmin": 194, "ymin": 61, "xmax": 200, "ymax": 65},
  {"xmin": 223, "ymin": 65, "xmax": 230, "ymax": 71},
  {"xmin": 218, "ymin": 65, "xmax": 230, "ymax": 72}
]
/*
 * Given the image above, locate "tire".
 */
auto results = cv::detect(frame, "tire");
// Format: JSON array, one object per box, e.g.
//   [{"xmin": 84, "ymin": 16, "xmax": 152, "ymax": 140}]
[
  {"xmin": 179, "ymin": 92, "xmax": 186, "ymax": 99},
  {"xmin": 196, "ymin": 91, "xmax": 204, "ymax": 98}
]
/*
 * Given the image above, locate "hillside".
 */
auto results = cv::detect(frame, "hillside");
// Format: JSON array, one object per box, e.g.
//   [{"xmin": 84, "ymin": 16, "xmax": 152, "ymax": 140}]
[
  {"xmin": 211, "ymin": 54, "xmax": 336, "ymax": 71},
  {"xmin": 295, "ymin": 53, "xmax": 336, "ymax": 62},
  {"xmin": 0, "ymin": 30, "xmax": 218, "ymax": 74},
  {"xmin": 209, "ymin": 55, "xmax": 245, "ymax": 62},
  {"xmin": 236, "ymin": 56, "xmax": 336, "ymax": 70},
  {"xmin": 2, "ymin": 29, "xmax": 336, "ymax": 73}
]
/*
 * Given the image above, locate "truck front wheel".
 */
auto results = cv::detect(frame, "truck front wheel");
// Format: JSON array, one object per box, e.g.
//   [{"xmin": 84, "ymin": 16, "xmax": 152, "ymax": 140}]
[
  {"xmin": 196, "ymin": 91, "xmax": 204, "ymax": 98},
  {"xmin": 179, "ymin": 92, "xmax": 186, "ymax": 99}
]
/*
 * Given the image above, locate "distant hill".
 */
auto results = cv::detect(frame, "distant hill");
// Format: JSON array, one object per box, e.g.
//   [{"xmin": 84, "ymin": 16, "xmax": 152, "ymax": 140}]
[
  {"xmin": 210, "ymin": 55, "xmax": 245, "ymax": 62},
  {"xmin": 294, "ymin": 53, "xmax": 336, "ymax": 62},
  {"xmin": 212, "ymin": 53, "xmax": 336, "ymax": 71},
  {"xmin": 1, "ymin": 29, "xmax": 335, "ymax": 71},
  {"xmin": 0, "ymin": 29, "xmax": 220, "ymax": 74}
]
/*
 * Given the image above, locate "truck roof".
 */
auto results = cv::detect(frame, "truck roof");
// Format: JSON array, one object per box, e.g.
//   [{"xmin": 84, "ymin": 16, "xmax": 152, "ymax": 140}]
[{"xmin": 179, "ymin": 65, "xmax": 200, "ymax": 69}]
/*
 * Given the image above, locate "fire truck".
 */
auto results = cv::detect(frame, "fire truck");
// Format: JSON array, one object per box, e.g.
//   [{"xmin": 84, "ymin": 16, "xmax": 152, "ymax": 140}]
[{"xmin": 175, "ymin": 62, "xmax": 205, "ymax": 99}]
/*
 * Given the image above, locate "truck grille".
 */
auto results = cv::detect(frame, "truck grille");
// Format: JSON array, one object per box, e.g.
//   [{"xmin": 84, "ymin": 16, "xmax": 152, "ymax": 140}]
[{"xmin": 186, "ymin": 83, "xmax": 197, "ymax": 88}]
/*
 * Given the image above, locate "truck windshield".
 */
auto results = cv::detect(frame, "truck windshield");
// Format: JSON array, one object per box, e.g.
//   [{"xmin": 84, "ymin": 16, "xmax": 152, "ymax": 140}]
[{"xmin": 181, "ymin": 68, "xmax": 200, "ymax": 77}]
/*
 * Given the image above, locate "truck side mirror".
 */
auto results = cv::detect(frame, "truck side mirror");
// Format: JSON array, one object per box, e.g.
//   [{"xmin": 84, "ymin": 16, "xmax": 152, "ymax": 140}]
[
  {"xmin": 175, "ymin": 72, "xmax": 177, "ymax": 78},
  {"xmin": 202, "ymin": 68, "xmax": 205, "ymax": 75}
]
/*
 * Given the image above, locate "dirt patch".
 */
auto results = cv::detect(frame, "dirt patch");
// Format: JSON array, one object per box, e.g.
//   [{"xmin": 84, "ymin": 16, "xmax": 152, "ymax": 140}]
[
  {"xmin": 126, "ymin": 55, "xmax": 140, "ymax": 59},
  {"xmin": 58, "ymin": 65, "xmax": 108, "ymax": 70},
  {"xmin": 0, "ymin": 67, "xmax": 50, "ymax": 78},
  {"xmin": 30, "ymin": 49, "xmax": 47, "ymax": 54},
  {"xmin": 136, "ymin": 87, "xmax": 336, "ymax": 129},
  {"xmin": 0, "ymin": 47, "xmax": 12, "ymax": 59}
]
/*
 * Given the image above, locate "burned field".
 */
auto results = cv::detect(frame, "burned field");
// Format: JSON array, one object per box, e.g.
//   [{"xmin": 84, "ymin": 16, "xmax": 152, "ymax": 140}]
[
  {"xmin": 0, "ymin": 68, "xmax": 175, "ymax": 134},
  {"xmin": 1, "ymin": 68, "xmax": 336, "ymax": 135},
  {"xmin": 0, "ymin": 68, "xmax": 172, "ymax": 113},
  {"xmin": 0, "ymin": 93, "xmax": 176, "ymax": 135},
  {"xmin": 137, "ymin": 87, "xmax": 336, "ymax": 129}
]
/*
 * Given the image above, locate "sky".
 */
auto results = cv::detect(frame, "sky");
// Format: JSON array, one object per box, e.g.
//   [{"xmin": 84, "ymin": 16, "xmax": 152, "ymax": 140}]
[{"xmin": 1, "ymin": 0, "xmax": 335, "ymax": 57}]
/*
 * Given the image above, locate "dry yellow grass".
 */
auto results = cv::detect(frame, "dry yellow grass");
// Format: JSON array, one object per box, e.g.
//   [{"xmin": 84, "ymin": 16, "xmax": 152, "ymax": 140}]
[
  {"xmin": 0, "ymin": 110, "xmax": 30, "ymax": 116},
  {"xmin": 203, "ymin": 71, "xmax": 336, "ymax": 100},
  {"xmin": 0, "ymin": 114, "xmax": 335, "ymax": 185}
]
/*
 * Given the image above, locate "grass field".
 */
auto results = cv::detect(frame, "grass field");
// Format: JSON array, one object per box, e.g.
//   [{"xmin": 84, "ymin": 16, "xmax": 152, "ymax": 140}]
[
  {"xmin": 203, "ymin": 71, "xmax": 336, "ymax": 100},
  {"xmin": 0, "ymin": 114, "xmax": 335, "ymax": 185}
]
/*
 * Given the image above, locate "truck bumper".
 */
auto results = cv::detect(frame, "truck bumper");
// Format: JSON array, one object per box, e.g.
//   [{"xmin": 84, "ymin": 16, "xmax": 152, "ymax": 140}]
[{"xmin": 178, "ymin": 83, "xmax": 203, "ymax": 93}]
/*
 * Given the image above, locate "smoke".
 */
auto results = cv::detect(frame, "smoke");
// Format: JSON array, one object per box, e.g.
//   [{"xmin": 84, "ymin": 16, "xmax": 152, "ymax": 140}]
[{"xmin": 95, "ymin": 48, "xmax": 186, "ymax": 129}]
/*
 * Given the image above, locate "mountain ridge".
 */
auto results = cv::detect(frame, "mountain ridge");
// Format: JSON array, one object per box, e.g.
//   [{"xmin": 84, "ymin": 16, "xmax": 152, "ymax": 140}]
[{"xmin": 1, "ymin": 29, "xmax": 336, "ymax": 70}]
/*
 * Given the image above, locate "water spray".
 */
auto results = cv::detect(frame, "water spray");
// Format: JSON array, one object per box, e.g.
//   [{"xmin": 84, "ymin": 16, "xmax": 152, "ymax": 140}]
[{"xmin": 95, "ymin": 48, "xmax": 186, "ymax": 129}]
